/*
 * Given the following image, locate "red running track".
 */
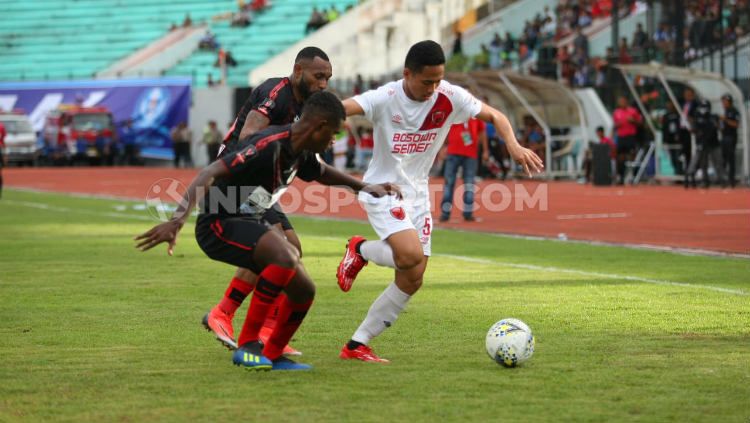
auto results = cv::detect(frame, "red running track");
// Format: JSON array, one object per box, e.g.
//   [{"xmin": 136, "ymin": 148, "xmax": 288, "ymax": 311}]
[{"xmin": 4, "ymin": 167, "xmax": 749, "ymax": 255}]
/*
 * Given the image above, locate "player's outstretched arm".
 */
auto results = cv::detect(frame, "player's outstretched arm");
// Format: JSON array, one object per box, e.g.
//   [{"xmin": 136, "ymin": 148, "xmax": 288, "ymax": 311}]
[
  {"xmin": 134, "ymin": 160, "xmax": 229, "ymax": 255},
  {"xmin": 315, "ymin": 163, "xmax": 402, "ymax": 199},
  {"xmin": 477, "ymin": 103, "xmax": 544, "ymax": 177},
  {"xmin": 342, "ymin": 98, "xmax": 365, "ymax": 117}
]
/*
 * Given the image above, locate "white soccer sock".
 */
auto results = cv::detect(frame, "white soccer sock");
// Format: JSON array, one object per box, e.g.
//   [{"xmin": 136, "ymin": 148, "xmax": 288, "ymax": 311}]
[
  {"xmin": 360, "ymin": 240, "xmax": 396, "ymax": 268},
  {"xmin": 351, "ymin": 282, "xmax": 411, "ymax": 345}
]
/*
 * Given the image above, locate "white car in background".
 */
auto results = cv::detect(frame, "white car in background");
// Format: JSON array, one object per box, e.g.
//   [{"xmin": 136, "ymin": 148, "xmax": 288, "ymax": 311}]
[{"xmin": 0, "ymin": 112, "xmax": 38, "ymax": 165}]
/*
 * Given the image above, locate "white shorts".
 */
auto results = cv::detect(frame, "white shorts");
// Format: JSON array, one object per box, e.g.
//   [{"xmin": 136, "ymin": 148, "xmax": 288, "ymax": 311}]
[{"xmin": 358, "ymin": 191, "xmax": 433, "ymax": 256}]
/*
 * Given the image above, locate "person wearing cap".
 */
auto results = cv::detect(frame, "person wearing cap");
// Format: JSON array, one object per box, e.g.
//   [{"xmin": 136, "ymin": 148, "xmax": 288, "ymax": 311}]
[{"xmin": 719, "ymin": 94, "xmax": 740, "ymax": 188}]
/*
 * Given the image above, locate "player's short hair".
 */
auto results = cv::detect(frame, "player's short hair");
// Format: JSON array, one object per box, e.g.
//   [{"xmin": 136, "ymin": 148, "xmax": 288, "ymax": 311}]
[
  {"xmin": 302, "ymin": 91, "xmax": 345, "ymax": 124},
  {"xmin": 295, "ymin": 46, "xmax": 330, "ymax": 63},
  {"xmin": 595, "ymin": 126, "xmax": 604, "ymax": 132},
  {"xmin": 404, "ymin": 40, "xmax": 445, "ymax": 73}
]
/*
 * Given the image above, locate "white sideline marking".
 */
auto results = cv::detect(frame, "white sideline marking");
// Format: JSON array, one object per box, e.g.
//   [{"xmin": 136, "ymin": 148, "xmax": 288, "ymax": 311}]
[
  {"xmin": 435, "ymin": 254, "xmax": 748, "ymax": 296},
  {"xmin": 556, "ymin": 212, "xmax": 630, "ymax": 220},
  {"xmin": 4, "ymin": 200, "xmax": 153, "ymax": 221},
  {"xmin": 704, "ymin": 209, "xmax": 750, "ymax": 216},
  {"xmin": 6, "ymin": 198, "xmax": 747, "ymax": 296}
]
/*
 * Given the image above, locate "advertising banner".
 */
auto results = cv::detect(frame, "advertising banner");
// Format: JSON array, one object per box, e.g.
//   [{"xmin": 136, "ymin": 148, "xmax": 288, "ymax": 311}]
[{"xmin": 0, "ymin": 77, "xmax": 191, "ymax": 159}]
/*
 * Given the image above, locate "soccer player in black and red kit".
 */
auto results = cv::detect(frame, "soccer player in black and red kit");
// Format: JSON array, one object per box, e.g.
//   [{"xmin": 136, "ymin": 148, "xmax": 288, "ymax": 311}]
[
  {"xmin": 135, "ymin": 92, "xmax": 401, "ymax": 370},
  {"xmin": 203, "ymin": 47, "xmax": 333, "ymax": 355}
]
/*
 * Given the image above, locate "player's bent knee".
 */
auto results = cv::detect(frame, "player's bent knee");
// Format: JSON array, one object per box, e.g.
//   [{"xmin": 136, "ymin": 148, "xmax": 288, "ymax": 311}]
[
  {"xmin": 394, "ymin": 249, "xmax": 424, "ymax": 270},
  {"xmin": 269, "ymin": 248, "xmax": 300, "ymax": 270}
]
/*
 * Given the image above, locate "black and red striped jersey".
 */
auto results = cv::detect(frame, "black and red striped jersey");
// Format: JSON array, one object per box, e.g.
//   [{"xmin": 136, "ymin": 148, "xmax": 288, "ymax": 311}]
[
  {"xmin": 224, "ymin": 77, "xmax": 303, "ymax": 145},
  {"xmin": 202, "ymin": 124, "xmax": 322, "ymax": 216}
]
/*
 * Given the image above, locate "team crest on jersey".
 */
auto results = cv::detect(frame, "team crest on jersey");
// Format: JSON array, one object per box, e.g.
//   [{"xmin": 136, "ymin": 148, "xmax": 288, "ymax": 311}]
[
  {"xmin": 390, "ymin": 207, "xmax": 406, "ymax": 221},
  {"xmin": 430, "ymin": 111, "xmax": 447, "ymax": 125},
  {"xmin": 259, "ymin": 98, "xmax": 275, "ymax": 114},
  {"xmin": 391, "ymin": 113, "xmax": 403, "ymax": 124},
  {"xmin": 387, "ymin": 88, "xmax": 396, "ymax": 96}
]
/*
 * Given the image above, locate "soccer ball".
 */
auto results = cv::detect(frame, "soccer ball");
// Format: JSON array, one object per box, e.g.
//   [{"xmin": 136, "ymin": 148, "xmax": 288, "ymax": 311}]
[{"xmin": 485, "ymin": 318, "xmax": 535, "ymax": 367}]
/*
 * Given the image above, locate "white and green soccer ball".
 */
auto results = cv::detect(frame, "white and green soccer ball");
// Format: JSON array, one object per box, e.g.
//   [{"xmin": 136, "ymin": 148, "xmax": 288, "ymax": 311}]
[{"xmin": 485, "ymin": 318, "xmax": 535, "ymax": 367}]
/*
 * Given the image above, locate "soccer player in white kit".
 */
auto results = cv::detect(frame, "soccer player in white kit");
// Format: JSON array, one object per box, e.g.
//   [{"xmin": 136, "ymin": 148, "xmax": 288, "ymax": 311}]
[{"xmin": 336, "ymin": 40, "xmax": 544, "ymax": 362}]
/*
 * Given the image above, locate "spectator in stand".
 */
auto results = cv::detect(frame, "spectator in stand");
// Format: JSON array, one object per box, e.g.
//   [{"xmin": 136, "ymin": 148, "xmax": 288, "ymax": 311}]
[
  {"xmin": 613, "ymin": 96, "xmax": 642, "ymax": 184},
  {"xmin": 327, "ymin": 5, "xmax": 340, "ymax": 23},
  {"xmin": 207, "ymin": 73, "xmax": 217, "ymax": 87},
  {"xmin": 618, "ymin": 36, "xmax": 633, "ymax": 63},
  {"xmin": 452, "ymin": 31, "xmax": 463, "ymax": 56},
  {"xmin": 171, "ymin": 122, "xmax": 193, "ymax": 168},
  {"xmin": 653, "ymin": 22, "xmax": 673, "ymax": 59},
  {"xmin": 225, "ymin": 50, "xmax": 238, "ymax": 67},
  {"xmin": 578, "ymin": 9, "xmax": 593, "ymax": 27},
  {"xmin": 305, "ymin": 7, "xmax": 325, "ymax": 33},
  {"xmin": 353, "ymin": 74, "xmax": 364, "ymax": 95},
  {"xmin": 199, "ymin": 30, "xmax": 219, "ymax": 50},
  {"xmin": 169, "ymin": 22, "xmax": 178, "ymax": 32},
  {"xmin": 573, "ymin": 27, "xmax": 589, "ymax": 59},
  {"xmin": 202, "ymin": 120, "xmax": 223, "ymax": 161},
  {"xmin": 719, "ymin": 94, "xmax": 740, "ymax": 188},
  {"xmin": 502, "ymin": 32, "xmax": 514, "ymax": 67},
  {"xmin": 439, "ymin": 114, "xmax": 489, "ymax": 223},
  {"xmin": 521, "ymin": 115, "xmax": 546, "ymax": 166},
  {"xmin": 182, "ymin": 13, "xmax": 193, "ymax": 27},
  {"xmin": 489, "ymin": 33, "xmax": 502, "ymax": 69},
  {"xmin": 231, "ymin": 10, "xmax": 252, "ymax": 27},
  {"xmin": 474, "ymin": 44, "xmax": 490, "ymax": 69},
  {"xmin": 582, "ymin": 126, "xmax": 615, "ymax": 183},
  {"xmin": 661, "ymin": 101, "xmax": 683, "ymax": 174},
  {"xmin": 632, "ymin": 23, "xmax": 649, "ymax": 60},
  {"xmin": 250, "ymin": 0, "xmax": 269, "ymax": 12}
]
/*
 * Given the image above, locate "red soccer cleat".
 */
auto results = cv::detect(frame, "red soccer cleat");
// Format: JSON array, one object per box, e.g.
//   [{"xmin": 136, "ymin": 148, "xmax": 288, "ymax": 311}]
[
  {"xmin": 339, "ymin": 344, "xmax": 390, "ymax": 363},
  {"xmin": 336, "ymin": 236, "xmax": 368, "ymax": 292},
  {"xmin": 202, "ymin": 307, "xmax": 237, "ymax": 350},
  {"xmin": 259, "ymin": 326, "xmax": 302, "ymax": 356}
]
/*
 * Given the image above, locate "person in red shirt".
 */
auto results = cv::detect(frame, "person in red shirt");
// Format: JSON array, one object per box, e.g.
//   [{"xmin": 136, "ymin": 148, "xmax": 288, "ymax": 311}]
[
  {"xmin": 439, "ymin": 116, "xmax": 489, "ymax": 222},
  {"xmin": 0, "ymin": 121, "xmax": 6, "ymax": 199},
  {"xmin": 613, "ymin": 96, "xmax": 642, "ymax": 184}
]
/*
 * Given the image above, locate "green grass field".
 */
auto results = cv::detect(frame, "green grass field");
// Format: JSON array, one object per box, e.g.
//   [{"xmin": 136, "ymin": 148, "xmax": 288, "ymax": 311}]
[{"xmin": 1, "ymin": 189, "xmax": 749, "ymax": 422}]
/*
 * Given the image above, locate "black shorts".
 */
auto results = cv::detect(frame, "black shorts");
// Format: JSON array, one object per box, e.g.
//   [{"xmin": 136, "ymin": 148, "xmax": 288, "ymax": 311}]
[
  {"xmin": 195, "ymin": 214, "xmax": 271, "ymax": 273},
  {"xmin": 616, "ymin": 136, "xmax": 637, "ymax": 155},
  {"xmin": 262, "ymin": 207, "xmax": 294, "ymax": 231}
]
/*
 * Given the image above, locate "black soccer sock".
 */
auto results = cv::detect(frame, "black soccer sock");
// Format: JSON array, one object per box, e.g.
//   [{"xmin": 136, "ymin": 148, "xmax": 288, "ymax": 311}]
[{"xmin": 347, "ymin": 340, "xmax": 364, "ymax": 350}]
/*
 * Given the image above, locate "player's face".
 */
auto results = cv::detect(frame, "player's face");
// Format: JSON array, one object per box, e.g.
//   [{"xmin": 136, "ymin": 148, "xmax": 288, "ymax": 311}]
[
  {"xmin": 296, "ymin": 57, "xmax": 333, "ymax": 100},
  {"xmin": 403, "ymin": 65, "xmax": 444, "ymax": 102},
  {"xmin": 310, "ymin": 119, "xmax": 342, "ymax": 153}
]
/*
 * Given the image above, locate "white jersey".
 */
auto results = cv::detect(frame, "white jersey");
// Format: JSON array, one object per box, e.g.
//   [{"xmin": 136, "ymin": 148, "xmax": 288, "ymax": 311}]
[{"xmin": 353, "ymin": 79, "xmax": 482, "ymax": 195}]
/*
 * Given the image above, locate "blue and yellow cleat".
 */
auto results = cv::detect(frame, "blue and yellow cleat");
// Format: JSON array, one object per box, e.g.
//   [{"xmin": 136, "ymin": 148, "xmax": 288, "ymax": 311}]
[
  {"xmin": 272, "ymin": 356, "xmax": 312, "ymax": 371},
  {"xmin": 232, "ymin": 342, "xmax": 272, "ymax": 371}
]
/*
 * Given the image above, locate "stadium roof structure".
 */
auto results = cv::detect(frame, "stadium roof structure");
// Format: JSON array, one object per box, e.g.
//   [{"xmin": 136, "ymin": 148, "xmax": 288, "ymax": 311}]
[
  {"xmin": 448, "ymin": 70, "xmax": 590, "ymax": 178},
  {"xmin": 615, "ymin": 62, "xmax": 749, "ymax": 182}
]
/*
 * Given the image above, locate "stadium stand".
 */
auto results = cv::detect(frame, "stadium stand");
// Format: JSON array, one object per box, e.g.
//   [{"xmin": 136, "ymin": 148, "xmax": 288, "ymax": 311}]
[
  {"xmin": 165, "ymin": 0, "xmax": 357, "ymax": 87},
  {"xmin": 0, "ymin": 0, "xmax": 235, "ymax": 81},
  {"xmin": 0, "ymin": 0, "xmax": 356, "ymax": 86}
]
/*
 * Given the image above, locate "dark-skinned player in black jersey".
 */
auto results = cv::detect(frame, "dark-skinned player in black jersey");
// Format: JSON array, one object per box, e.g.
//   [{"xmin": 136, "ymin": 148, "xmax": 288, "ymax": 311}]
[
  {"xmin": 203, "ymin": 47, "xmax": 333, "ymax": 356},
  {"xmin": 135, "ymin": 92, "xmax": 401, "ymax": 370}
]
